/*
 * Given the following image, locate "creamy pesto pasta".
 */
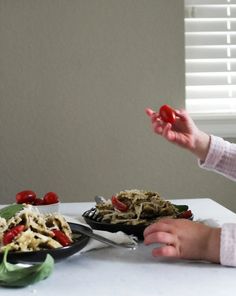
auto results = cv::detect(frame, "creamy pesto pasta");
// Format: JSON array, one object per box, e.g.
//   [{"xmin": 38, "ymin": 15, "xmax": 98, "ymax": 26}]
[{"xmin": 95, "ymin": 189, "xmax": 180, "ymax": 226}]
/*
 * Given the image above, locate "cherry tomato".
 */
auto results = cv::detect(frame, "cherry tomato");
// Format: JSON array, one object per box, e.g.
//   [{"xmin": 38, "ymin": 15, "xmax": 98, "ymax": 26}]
[
  {"xmin": 52, "ymin": 229, "xmax": 71, "ymax": 247},
  {"xmin": 43, "ymin": 192, "xmax": 59, "ymax": 205},
  {"xmin": 111, "ymin": 195, "xmax": 128, "ymax": 212},
  {"xmin": 33, "ymin": 198, "xmax": 45, "ymax": 205},
  {"xmin": 159, "ymin": 104, "xmax": 176, "ymax": 124},
  {"xmin": 16, "ymin": 190, "xmax": 36, "ymax": 204},
  {"xmin": 178, "ymin": 210, "xmax": 193, "ymax": 219},
  {"xmin": 3, "ymin": 225, "xmax": 25, "ymax": 245}
]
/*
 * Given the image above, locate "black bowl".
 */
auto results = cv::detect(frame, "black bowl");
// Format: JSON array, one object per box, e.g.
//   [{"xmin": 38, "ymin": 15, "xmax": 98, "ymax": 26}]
[
  {"xmin": 83, "ymin": 205, "xmax": 193, "ymax": 240},
  {"xmin": 83, "ymin": 216, "xmax": 147, "ymax": 240},
  {"xmin": 0, "ymin": 223, "xmax": 90, "ymax": 263}
]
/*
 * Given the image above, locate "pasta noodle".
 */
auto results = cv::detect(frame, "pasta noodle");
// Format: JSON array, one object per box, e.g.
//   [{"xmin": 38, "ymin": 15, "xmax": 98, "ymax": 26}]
[
  {"xmin": 95, "ymin": 189, "xmax": 179, "ymax": 226},
  {"xmin": 0, "ymin": 206, "xmax": 72, "ymax": 252}
]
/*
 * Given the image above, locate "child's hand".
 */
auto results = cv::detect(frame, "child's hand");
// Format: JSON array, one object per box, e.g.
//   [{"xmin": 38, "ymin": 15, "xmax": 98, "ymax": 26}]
[
  {"xmin": 143, "ymin": 218, "xmax": 221, "ymax": 263},
  {"xmin": 145, "ymin": 107, "xmax": 210, "ymax": 161}
]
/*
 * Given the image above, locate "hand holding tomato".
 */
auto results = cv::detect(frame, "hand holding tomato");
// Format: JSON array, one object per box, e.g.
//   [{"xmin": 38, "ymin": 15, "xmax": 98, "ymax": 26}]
[
  {"xmin": 146, "ymin": 104, "xmax": 177, "ymax": 123},
  {"xmin": 145, "ymin": 105, "xmax": 211, "ymax": 161},
  {"xmin": 145, "ymin": 105, "xmax": 196, "ymax": 148},
  {"xmin": 145, "ymin": 104, "xmax": 183, "ymax": 139}
]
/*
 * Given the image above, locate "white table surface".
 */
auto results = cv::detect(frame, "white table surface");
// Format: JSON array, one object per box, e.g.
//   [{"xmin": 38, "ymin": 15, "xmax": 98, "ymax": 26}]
[{"xmin": 1, "ymin": 198, "xmax": 236, "ymax": 296}]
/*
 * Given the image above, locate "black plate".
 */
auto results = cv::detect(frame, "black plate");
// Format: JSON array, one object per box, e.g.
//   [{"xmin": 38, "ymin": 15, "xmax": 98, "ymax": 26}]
[
  {"xmin": 83, "ymin": 205, "xmax": 193, "ymax": 240},
  {"xmin": 83, "ymin": 216, "xmax": 147, "ymax": 240},
  {"xmin": 0, "ymin": 223, "xmax": 90, "ymax": 263}
]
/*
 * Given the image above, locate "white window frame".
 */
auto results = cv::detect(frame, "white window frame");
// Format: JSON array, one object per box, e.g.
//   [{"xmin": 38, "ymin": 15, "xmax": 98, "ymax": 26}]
[{"xmin": 185, "ymin": 0, "xmax": 236, "ymax": 138}]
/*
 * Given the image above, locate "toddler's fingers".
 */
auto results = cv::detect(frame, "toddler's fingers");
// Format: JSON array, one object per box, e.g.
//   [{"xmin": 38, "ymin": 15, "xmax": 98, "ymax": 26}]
[
  {"xmin": 162, "ymin": 123, "xmax": 177, "ymax": 142},
  {"xmin": 146, "ymin": 108, "xmax": 161, "ymax": 124},
  {"xmin": 175, "ymin": 109, "xmax": 188, "ymax": 121},
  {"xmin": 144, "ymin": 231, "xmax": 175, "ymax": 246},
  {"xmin": 145, "ymin": 108, "xmax": 155, "ymax": 117},
  {"xmin": 152, "ymin": 245, "xmax": 178, "ymax": 258},
  {"xmin": 144, "ymin": 220, "xmax": 174, "ymax": 237},
  {"xmin": 154, "ymin": 124, "xmax": 163, "ymax": 134}
]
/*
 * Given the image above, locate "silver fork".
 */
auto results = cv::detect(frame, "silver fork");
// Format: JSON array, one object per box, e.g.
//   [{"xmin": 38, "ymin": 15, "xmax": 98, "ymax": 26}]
[{"xmin": 74, "ymin": 224, "xmax": 137, "ymax": 250}]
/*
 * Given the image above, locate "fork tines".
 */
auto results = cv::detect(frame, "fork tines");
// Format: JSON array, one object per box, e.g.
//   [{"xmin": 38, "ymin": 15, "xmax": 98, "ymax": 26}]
[{"xmin": 82, "ymin": 208, "xmax": 102, "ymax": 221}]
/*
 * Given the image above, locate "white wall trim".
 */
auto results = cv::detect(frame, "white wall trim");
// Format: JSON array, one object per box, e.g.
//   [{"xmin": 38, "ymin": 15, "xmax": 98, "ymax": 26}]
[{"xmin": 191, "ymin": 113, "xmax": 236, "ymax": 138}]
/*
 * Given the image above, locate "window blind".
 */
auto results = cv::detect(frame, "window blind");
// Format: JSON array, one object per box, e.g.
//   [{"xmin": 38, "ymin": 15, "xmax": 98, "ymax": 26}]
[{"xmin": 185, "ymin": 0, "xmax": 236, "ymax": 137}]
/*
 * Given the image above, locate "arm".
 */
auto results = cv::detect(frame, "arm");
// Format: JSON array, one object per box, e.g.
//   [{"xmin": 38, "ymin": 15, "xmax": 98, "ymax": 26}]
[
  {"xmin": 146, "ymin": 107, "xmax": 236, "ymax": 180},
  {"xmin": 199, "ymin": 135, "xmax": 236, "ymax": 181}
]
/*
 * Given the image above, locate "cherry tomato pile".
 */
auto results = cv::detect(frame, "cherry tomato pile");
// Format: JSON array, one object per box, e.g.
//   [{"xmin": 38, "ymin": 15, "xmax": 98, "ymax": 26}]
[{"xmin": 16, "ymin": 190, "xmax": 59, "ymax": 205}]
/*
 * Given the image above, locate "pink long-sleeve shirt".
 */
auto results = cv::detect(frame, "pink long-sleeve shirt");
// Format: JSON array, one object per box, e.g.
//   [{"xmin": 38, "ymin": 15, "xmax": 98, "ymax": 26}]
[{"xmin": 199, "ymin": 135, "xmax": 236, "ymax": 267}]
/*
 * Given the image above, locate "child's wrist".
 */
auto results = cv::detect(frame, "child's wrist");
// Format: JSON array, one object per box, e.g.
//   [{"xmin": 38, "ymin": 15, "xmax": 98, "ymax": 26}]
[
  {"xmin": 191, "ymin": 131, "xmax": 210, "ymax": 161},
  {"xmin": 204, "ymin": 227, "xmax": 221, "ymax": 263}
]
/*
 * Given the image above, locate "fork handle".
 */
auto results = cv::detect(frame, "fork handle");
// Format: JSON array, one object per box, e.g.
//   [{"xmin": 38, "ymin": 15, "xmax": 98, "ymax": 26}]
[{"xmin": 76, "ymin": 226, "xmax": 137, "ymax": 250}]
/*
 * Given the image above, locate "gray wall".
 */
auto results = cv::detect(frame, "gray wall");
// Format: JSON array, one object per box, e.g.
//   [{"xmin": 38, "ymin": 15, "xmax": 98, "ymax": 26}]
[{"xmin": 1, "ymin": 0, "xmax": 236, "ymax": 212}]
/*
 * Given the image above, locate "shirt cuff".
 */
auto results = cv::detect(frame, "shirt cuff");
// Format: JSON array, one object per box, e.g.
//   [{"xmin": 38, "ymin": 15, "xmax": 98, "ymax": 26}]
[
  {"xmin": 198, "ymin": 135, "xmax": 225, "ymax": 169},
  {"xmin": 220, "ymin": 223, "xmax": 236, "ymax": 267}
]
